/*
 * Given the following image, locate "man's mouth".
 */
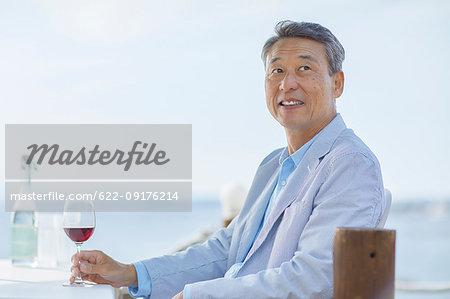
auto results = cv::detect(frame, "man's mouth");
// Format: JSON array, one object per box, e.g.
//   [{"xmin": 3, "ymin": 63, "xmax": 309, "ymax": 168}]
[{"xmin": 280, "ymin": 100, "xmax": 304, "ymax": 106}]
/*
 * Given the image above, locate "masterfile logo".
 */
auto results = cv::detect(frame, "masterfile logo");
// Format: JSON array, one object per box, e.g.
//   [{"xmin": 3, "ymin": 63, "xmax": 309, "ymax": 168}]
[{"xmin": 26, "ymin": 141, "xmax": 170, "ymax": 171}]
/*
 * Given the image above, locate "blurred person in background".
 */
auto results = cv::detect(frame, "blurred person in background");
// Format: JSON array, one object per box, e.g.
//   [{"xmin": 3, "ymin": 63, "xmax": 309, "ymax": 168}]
[{"xmin": 173, "ymin": 182, "xmax": 247, "ymax": 252}]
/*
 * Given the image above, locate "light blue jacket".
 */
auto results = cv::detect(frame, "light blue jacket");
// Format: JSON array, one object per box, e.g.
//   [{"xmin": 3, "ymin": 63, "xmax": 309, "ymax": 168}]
[{"xmin": 140, "ymin": 114, "xmax": 385, "ymax": 299}]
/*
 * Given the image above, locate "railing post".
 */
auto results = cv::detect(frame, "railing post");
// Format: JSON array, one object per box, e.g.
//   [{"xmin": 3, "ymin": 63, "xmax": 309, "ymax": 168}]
[{"xmin": 333, "ymin": 228, "xmax": 396, "ymax": 299}]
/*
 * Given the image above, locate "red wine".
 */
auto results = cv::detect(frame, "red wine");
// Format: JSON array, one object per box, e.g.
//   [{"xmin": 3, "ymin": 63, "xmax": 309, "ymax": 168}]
[{"xmin": 64, "ymin": 227, "xmax": 95, "ymax": 243}]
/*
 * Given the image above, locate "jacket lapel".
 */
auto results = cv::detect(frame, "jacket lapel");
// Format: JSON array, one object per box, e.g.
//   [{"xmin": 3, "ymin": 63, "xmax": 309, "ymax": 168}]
[{"xmin": 235, "ymin": 163, "xmax": 279, "ymax": 263}]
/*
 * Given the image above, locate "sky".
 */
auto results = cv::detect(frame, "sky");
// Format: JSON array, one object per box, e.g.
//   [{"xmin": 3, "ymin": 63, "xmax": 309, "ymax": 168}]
[{"xmin": 1, "ymin": 0, "xmax": 449, "ymax": 201}]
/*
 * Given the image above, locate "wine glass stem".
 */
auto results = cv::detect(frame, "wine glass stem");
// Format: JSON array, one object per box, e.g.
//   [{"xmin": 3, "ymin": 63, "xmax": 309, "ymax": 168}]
[{"xmin": 75, "ymin": 243, "xmax": 83, "ymax": 283}]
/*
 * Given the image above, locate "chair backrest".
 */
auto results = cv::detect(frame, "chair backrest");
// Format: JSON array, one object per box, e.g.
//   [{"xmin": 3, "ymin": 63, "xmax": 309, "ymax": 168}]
[{"xmin": 377, "ymin": 188, "xmax": 392, "ymax": 228}]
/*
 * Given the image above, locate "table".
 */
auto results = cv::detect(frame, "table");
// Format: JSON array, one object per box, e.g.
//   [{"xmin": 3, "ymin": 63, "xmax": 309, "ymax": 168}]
[{"xmin": 0, "ymin": 260, "xmax": 115, "ymax": 299}]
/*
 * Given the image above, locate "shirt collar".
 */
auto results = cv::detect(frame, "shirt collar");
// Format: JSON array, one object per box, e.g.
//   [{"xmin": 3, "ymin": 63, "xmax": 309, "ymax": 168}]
[{"xmin": 279, "ymin": 131, "xmax": 321, "ymax": 167}]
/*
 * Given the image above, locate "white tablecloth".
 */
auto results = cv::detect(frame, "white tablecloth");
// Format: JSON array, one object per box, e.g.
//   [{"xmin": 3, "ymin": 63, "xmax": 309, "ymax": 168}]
[{"xmin": 0, "ymin": 260, "xmax": 115, "ymax": 299}]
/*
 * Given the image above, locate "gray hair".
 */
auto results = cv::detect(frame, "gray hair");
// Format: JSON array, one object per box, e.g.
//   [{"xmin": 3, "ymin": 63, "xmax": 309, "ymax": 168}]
[{"xmin": 262, "ymin": 21, "xmax": 345, "ymax": 75}]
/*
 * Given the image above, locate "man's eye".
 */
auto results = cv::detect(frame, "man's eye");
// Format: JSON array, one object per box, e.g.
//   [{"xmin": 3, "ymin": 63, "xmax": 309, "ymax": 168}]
[
  {"xmin": 272, "ymin": 68, "xmax": 283, "ymax": 74},
  {"xmin": 299, "ymin": 66, "xmax": 311, "ymax": 71}
]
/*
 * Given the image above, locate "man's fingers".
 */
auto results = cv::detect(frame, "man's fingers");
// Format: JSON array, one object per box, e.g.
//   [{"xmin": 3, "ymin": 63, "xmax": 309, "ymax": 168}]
[
  {"xmin": 78, "ymin": 250, "xmax": 102, "ymax": 261},
  {"xmin": 80, "ymin": 261, "xmax": 103, "ymax": 275},
  {"xmin": 70, "ymin": 265, "xmax": 79, "ymax": 277},
  {"xmin": 71, "ymin": 253, "xmax": 79, "ymax": 264},
  {"xmin": 69, "ymin": 271, "xmax": 95, "ymax": 284},
  {"xmin": 71, "ymin": 266, "xmax": 85, "ymax": 282},
  {"xmin": 69, "ymin": 268, "xmax": 80, "ymax": 283},
  {"xmin": 72, "ymin": 250, "xmax": 102, "ymax": 266},
  {"xmin": 72, "ymin": 266, "xmax": 80, "ymax": 275},
  {"xmin": 81, "ymin": 273, "xmax": 90, "ymax": 281}
]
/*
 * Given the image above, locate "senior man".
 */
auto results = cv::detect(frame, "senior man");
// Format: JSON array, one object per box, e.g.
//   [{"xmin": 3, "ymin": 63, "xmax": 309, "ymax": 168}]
[{"xmin": 70, "ymin": 21, "xmax": 385, "ymax": 299}]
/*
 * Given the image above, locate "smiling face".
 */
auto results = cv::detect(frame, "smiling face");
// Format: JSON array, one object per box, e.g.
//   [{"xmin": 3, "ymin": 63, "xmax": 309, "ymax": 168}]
[{"xmin": 265, "ymin": 37, "xmax": 344, "ymax": 144}]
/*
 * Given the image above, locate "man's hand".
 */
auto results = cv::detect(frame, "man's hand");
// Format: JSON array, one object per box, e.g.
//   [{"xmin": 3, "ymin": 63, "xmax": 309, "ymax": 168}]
[
  {"xmin": 172, "ymin": 290, "xmax": 183, "ymax": 299},
  {"xmin": 70, "ymin": 250, "xmax": 137, "ymax": 288}
]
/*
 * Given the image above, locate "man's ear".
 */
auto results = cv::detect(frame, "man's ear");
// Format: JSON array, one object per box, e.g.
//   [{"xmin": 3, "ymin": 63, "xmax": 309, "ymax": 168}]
[{"xmin": 332, "ymin": 71, "xmax": 344, "ymax": 99}]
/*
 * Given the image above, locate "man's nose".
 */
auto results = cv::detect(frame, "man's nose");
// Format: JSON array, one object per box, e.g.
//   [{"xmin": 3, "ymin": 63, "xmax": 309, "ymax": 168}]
[{"xmin": 280, "ymin": 72, "xmax": 299, "ymax": 91}]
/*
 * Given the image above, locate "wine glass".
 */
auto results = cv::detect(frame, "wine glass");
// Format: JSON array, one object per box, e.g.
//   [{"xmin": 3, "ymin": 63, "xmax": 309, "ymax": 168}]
[{"xmin": 62, "ymin": 200, "xmax": 96, "ymax": 287}]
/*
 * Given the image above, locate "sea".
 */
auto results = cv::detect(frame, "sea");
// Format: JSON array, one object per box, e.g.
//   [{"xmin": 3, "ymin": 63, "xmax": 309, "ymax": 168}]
[{"xmin": 1, "ymin": 199, "xmax": 449, "ymax": 299}]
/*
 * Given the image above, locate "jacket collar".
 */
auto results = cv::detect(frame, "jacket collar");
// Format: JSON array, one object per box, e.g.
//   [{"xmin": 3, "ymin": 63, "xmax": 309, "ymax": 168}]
[{"xmin": 306, "ymin": 113, "xmax": 347, "ymax": 163}]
